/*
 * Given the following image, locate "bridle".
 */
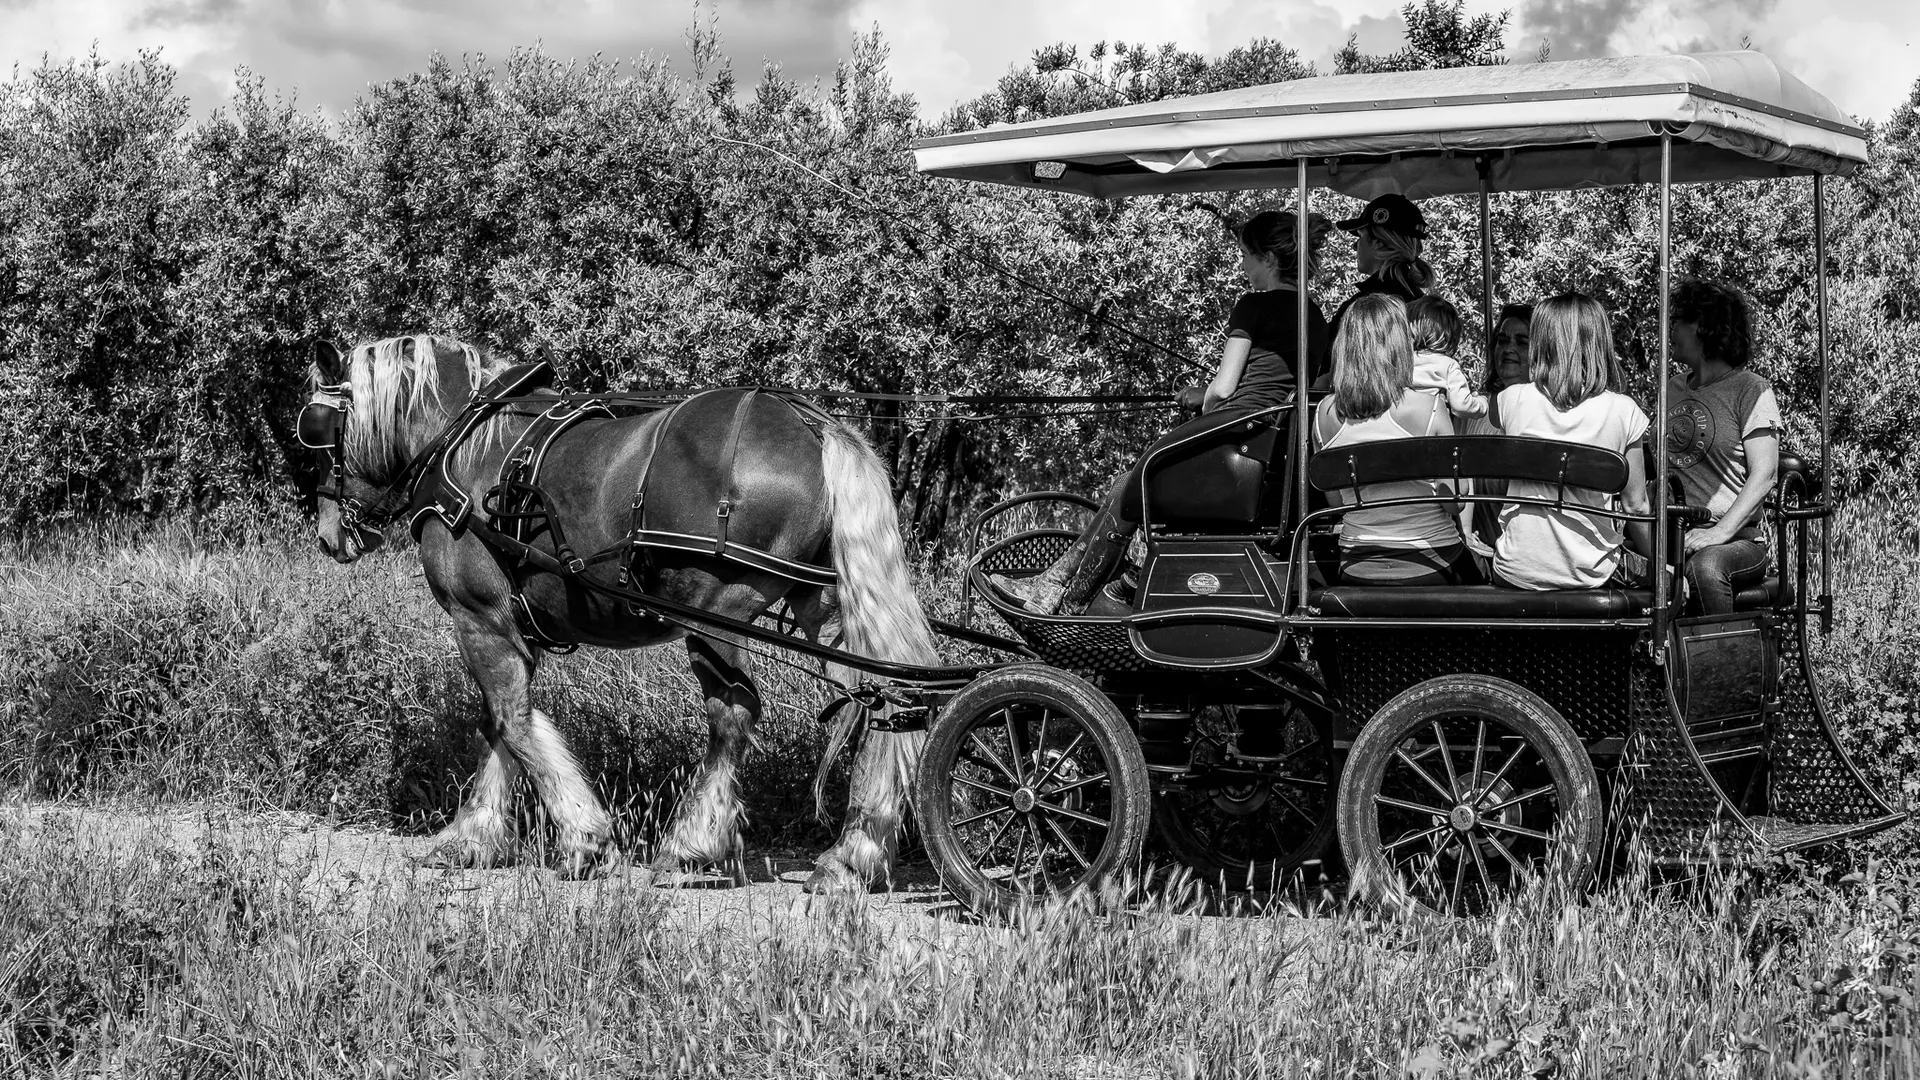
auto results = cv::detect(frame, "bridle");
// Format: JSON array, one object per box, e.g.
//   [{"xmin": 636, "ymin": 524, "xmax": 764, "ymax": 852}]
[
  {"xmin": 298, "ymin": 370, "xmax": 510, "ymax": 540},
  {"xmin": 297, "ymin": 379, "xmax": 414, "ymax": 537}
]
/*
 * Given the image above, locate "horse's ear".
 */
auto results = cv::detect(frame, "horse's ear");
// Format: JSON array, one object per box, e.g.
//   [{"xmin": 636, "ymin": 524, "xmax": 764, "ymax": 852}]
[{"xmin": 312, "ymin": 340, "xmax": 345, "ymax": 382}]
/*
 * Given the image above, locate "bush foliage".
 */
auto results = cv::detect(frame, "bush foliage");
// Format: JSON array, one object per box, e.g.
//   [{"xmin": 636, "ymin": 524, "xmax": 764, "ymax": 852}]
[{"xmin": 2, "ymin": 12, "xmax": 1918, "ymax": 539}]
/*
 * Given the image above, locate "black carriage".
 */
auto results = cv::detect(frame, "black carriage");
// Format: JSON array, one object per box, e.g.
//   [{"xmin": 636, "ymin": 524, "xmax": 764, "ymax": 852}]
[{"xmin": 904, "ymin": 51, "xmax": 1906, "ymax": 915}]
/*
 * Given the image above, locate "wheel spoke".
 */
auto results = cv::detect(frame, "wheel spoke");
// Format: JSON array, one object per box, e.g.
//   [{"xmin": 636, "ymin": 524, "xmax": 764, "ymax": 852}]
[
  {"xmin": 1032, "ymin": 731, "xmax": 1089, "ymax": 790},
  {"xmin": 1449, "ymin": 843, "xmax": 1468, "ymax": 915},
  {"xmin": 953, "ymin": 773, "xmax": 1017, "ymax": 800},
  {"xmin": 1002, "ymin": 709, "xmax": 1030, "ymax": 785},
  {"xmin": 1481, "ymin": 738, "xmax": 1530, "ymax": 794},
  {"xmin": 1036, "ymin": 799, "xmax": 1110, "ymax": 830},
  {"xmin": 1467, "ymin": 832, "xmax": 1498, "ymax": 903},
  {"xmin": 1042, "ymin": 815, "xmax": 1093, "ymax": 871},
  {"xmin": 965, "ymin": 730, "xmax": 1023, "ymax": 786},
  {"xmin": 1431, "ymin": 721, "xmax": 1462, "ymax": 799},
  {"xmin": 953, "ymin": 804, "xmax": 1013, "ymax": 830},
  {"xmin": 1023, "ymin": 817, "xmax": 1055, "ymax": 891},
  {"xmin": 1481, "ymin": 820, "xmax": 1553, "ymax": 843},
  {"xmin": 1033, "ymin": 706, "xmax": 1052, "ymax": 778},
  {"xmin": 1271, "ymin": 786, "xmax": 1317, "ymax": 826},
  {"xmin": 1006, "ymin": 820, "xmax": 1029, "ymax": 888},
  {"xmin": 1482, "ymin": 827, "xmax": 1525, "ymax": 873},
  {"xmin": 984, "ymin": 807, "xmax": 1020, "ymax": 854},
  {"xmin": 1042, "ymin": 771, "xmax": 1110, "ymax": 799},
  {"xmin": 1374, "ymin": 792, "xmax": 1453, "ymax": 818},
  {"xmin": 1383, "ymin": 822, "xmax": 1451, "ymax": 852},
  {"xmin": 1392, "ymin": 746, "xmax": 1458, "ymax": 805},
  {"xmin": 1478, "ymin": 783, "xmax": 1558, "ymax": 816},
  {"xmin": 1470, "ymin": 719, "xmax": 1488, "ymax": 797}
]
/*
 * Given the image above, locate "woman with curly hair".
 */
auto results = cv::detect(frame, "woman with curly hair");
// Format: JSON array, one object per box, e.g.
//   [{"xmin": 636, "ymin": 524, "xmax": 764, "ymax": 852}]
[{"xmin": 1665, "ymin": 278, "xmax": 1780, "ymax": 613}]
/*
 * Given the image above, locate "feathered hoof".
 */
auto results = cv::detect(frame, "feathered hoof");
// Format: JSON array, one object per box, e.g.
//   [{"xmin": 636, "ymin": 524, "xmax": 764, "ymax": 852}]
[
  {"xmin": 801, "ymin": 858, "xmax": 869, "ymax": 896},
  {"xmin": 414, "ymin": 839, "xmax": 514, "ymax": 871},
  {"xmin": 554, "ymin": 844, "xmax": 624, "ymax": 881}
]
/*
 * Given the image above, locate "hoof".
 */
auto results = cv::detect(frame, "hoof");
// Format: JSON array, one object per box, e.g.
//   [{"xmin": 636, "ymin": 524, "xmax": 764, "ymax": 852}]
[
  {"xmin": 414, "ymin": 840, "xmax": 512, "ymax": 871},
  {"xmin": 802, "ymin": 859, "xmax": 869, "ymax": 896},
  {"xmin": 555, "ymin": 845, "xmax": 624, "ymax": 881}
]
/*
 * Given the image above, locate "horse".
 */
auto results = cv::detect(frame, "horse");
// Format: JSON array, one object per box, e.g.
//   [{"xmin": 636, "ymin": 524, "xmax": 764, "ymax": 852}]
[{"xmin": 304, "ymin": 334, "xmax": 939, "ymax": 892}]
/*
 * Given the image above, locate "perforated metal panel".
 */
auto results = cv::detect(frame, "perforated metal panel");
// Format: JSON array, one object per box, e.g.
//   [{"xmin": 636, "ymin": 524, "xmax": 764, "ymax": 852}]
[
  {"xmin": 1769, "ymin": 625, "xmax": 1896, "ymax": 825},
  {"xmin": 1618, "ymin": 653, "xmax": 1738, "ymax": 859},
  {"xmin": 1316, "ymin": 628, "xmax": 1637, "ymax": 744},
  {"xmin": 969, "ymin": 536, "xmax": 1154, "ymax": 674}
]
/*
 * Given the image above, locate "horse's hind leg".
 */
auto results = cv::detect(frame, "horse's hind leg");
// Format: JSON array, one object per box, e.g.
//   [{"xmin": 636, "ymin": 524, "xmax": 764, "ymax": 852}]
[
  {"xmin": 790, "ymin": 589, "xmax": 922, "ymax": 895},
  {"xmin": 654, "ymin": 635, "xmax": 758, "ymax": 884}
]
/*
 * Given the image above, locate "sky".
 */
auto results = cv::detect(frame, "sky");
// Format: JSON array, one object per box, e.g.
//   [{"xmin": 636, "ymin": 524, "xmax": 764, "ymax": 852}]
[{"xmin": 1, "ymin": 0, "xmax": 1915, "ymax": 127}]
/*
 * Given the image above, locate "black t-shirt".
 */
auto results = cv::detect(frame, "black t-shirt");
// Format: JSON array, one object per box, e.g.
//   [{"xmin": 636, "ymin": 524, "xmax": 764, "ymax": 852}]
[
  {"xmin": 1329, "ymin": 273, "xmax": 1423, "ymax": 342},
  {"xmin": 1224, "ymin": 288, "xmax": 1331, "ymax": 410}
]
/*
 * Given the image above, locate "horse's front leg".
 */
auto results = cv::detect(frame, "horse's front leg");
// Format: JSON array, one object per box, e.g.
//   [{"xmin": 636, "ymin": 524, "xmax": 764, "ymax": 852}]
[
  {"xmin": 432, "ymin": 607, "xmax": 614, "ymax": 876},
  {"xmin": 653, "ymin": 635, "xmax": 759, "ymax": 885}
]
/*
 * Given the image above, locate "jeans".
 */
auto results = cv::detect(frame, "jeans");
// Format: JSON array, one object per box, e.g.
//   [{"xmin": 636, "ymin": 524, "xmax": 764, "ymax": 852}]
[{"xmin": 1686, "ymin": 538, "xmax": 1770, "ymax": 614}]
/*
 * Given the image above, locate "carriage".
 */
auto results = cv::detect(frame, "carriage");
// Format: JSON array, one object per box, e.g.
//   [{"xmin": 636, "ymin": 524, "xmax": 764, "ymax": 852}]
[
  {"xmin": 900, "ymin": 51, "xmax": 1906, "ymax": 915},
  {"xmin": 303, "ymin": 51, "xmax": 1902, "ymax": 918}
]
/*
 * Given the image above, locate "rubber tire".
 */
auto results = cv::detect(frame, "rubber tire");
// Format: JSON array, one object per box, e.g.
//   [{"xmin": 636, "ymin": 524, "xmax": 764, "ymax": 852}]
[
  {"xmin": 1151, "ymin": 707, "xmax": 1337, "ymax": 891},
  {"xmin": 1336, "ymin": 674, "xmax": 1603, "ymax": 917},
  {"xmin": 916, "ymin": 664, "xmax": 1151, "ymax": 918}
]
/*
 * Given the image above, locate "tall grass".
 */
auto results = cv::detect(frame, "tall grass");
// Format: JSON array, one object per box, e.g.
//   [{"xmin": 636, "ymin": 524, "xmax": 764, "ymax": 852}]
[{"xmin": 0, "ymin": 811, "xmax": 1914, "ymax": 1077}]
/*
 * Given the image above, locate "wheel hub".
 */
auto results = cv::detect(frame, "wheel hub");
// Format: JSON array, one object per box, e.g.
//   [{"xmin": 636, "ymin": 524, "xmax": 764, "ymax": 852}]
[
  {"xmin": 1447, "ymin": 803, "xmax": 1479, "ymax": 832},
  {"xmin": 1011, "ymin": 787, "xmax": 1037, "ymax": 813},
  {"xmin": 1210, "ymin": 783, "xmax": 1273, "ymax": 817}
]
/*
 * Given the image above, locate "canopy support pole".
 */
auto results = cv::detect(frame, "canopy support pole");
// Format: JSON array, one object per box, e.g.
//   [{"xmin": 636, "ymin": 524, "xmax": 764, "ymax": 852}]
[
  {"xmin": 1652, "ymin": 132, "xmax": 1673, "ymax": 658},
  {"xmin": 1477, "ymin": 156, "xmax": 1496, "ymax": 356},
  {"xmin": 1815, "ymin": 173, "xmax": 1833, "ymax": 633},
  {"xmin": 1293, "ymin": 156, "xmax": 1311, "ymax": 614}
]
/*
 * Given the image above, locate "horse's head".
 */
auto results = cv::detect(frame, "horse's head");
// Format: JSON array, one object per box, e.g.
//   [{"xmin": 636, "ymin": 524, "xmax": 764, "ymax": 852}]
[{"xmin": 303, "ymin": 335, "xmax": 490, "ymax": 563}]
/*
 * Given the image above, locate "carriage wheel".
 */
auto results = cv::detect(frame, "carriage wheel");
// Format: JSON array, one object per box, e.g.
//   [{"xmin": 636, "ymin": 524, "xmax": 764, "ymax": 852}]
[
  {"xmin": 1151, "ymin": 702, "xmax": 1336, "ymax": 892},
  {"xmin": 916, "ymin": 665, "xmax": 1151, "ymax": 917},
  {"xmin": 1337, "ymin": 675, "xmax": 1602, "ymax": 917}
]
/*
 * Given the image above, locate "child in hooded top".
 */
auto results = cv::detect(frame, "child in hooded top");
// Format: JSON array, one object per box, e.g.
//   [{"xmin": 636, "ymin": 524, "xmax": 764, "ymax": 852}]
[{"xmin": 1405, "ymin": 295, "xmax": 1488, "ymax": 421}]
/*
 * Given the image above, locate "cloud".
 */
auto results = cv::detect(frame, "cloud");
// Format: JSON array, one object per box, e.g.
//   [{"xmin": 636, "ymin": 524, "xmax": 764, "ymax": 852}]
[
  {"xmin": 2, "ymin": 0, "xmax": 865, "ymax": 118},
  {"xmin": 1516, "ymin": 0, "xmax": 1781, "ymax": 61}
]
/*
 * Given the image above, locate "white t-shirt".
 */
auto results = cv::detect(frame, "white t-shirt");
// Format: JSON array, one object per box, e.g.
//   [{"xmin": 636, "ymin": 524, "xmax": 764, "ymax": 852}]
[{"xmin": 1492, "ymin": 383, "xmax": 1650, "ymax": 590}]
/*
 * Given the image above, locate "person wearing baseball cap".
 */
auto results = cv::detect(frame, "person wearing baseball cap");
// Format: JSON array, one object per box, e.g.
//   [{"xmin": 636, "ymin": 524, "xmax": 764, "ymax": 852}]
[{"xmin": 1329, "ymin": 193, "xmax": 1435, "ymax": 344}]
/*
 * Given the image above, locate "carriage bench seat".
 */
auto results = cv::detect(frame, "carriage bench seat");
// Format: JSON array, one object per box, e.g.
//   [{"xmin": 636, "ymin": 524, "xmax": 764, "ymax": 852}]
[{"xmin": 1308, "ymin": 584, "xmax": 1653, "ymax": 620}]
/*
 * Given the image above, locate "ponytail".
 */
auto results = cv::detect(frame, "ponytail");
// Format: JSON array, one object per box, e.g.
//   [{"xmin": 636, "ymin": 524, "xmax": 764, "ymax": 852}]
[{"xmin": 1369, "ymin": 226, "xmax": 1433, "ymax": 298}]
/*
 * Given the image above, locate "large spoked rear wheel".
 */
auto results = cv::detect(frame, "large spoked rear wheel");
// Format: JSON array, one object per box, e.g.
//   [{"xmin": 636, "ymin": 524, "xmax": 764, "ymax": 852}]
[
  {"xmin": 1337, "ymin": 675, "xmax": 1602, "ymax": 917},
  {"xmin": 916, "ymin": 665, "xmax": 1151, "ymax": 918},
  {"xmin": 1152, "ymin": 703, "xmax": 1336, "ymax": 892}
]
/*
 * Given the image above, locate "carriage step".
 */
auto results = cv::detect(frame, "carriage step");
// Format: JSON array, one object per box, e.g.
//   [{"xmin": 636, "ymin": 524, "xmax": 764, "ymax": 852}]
[{"xmin": 1747, "ymin": 814, "xmax": 1909, "ymax": 851}]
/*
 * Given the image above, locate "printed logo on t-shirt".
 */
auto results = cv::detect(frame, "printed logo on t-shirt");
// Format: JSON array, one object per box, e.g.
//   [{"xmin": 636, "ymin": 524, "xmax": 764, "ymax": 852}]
[{"xmin": 1667, "ymin": 400, "xmax": 1715, "ymax": 469}]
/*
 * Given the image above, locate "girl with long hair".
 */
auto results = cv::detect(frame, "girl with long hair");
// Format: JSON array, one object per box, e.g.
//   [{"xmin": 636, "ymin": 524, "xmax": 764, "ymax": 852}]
[
  {"xmin": 1491, "ymin": 293, "xmax": 1653, "ymax": 590},
  {"xmin": 1311, "ymin": 294, "xmax": 1473, "ymax": 585}
]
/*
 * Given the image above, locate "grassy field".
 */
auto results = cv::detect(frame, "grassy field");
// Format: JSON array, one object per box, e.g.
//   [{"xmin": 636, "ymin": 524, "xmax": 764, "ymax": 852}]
[{"xmin": 1, "ymin": 503, "xmax": 1917, "ymax": 1076}]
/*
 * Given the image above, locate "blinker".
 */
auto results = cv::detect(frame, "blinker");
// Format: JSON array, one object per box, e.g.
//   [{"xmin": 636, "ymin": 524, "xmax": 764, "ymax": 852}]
[{"xmin": 297, "ymin": 401, "xmax": 344, "ymax": 449}]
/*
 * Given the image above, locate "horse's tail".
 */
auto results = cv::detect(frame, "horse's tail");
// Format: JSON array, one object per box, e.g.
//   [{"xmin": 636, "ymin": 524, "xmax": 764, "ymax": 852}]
[{"xmin": 811, "ymin": 420, "xmax": 939, "ymax": 821}]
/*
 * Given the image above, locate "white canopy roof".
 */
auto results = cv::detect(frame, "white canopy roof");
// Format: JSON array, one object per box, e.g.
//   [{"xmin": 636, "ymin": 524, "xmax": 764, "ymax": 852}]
[{"xmin": 913, "ymin": 51, "xmax": 1868, "ymax": 200}]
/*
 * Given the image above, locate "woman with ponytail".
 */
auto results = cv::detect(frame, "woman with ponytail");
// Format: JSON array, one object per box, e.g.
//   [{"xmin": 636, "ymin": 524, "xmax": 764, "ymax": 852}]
[
  {"xmin": 1329, "ymin": 193, "xmax": 1435, "ymax": 341},
  {"xmin": 991, "ymin": 209, "xmax": 1333, "ymax": 615}
]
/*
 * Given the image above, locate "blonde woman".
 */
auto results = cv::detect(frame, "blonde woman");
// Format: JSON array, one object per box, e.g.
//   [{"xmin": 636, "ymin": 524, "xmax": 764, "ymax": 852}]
[
  {"xmin": 1491, "ymin": 293, "xmax": 1653, "ymax": 590},
  {"xmin": 1329, "ymin": 194, "xmax": 1434, "ymax": 339},
  {"xmin": 1312, "ymin": 293, "xmax": 1471, "ymax": 585},
  {"xmin": 994, "ymin": 210, "xmax": 1333, "ymax": 614}
]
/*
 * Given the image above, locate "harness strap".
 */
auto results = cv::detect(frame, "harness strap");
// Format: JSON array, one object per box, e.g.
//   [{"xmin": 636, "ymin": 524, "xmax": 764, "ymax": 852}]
[{"xmin": 712, "ymin": 390, "xmax": 761, "ymax": 556}]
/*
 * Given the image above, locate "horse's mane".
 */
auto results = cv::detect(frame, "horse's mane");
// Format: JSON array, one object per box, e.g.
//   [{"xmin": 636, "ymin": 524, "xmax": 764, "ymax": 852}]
[{"xmin": 341, "ymin": 334, "xmax": 512, "ymax": 481}]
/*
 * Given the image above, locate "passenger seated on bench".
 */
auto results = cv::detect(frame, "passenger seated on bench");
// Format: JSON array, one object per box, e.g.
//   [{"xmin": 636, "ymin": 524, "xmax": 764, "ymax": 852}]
[
  {"xmin": 1312, "ymin": 293, "xmax": 1476, "ymax": 585},
  {"xmin": 991, "ymin": 209, "xmax": 1334, "ymax": 614},
  {"xmin": 1491, "ymin": 293, "xmax": 1654, "ymax": 590},
  {"xmin": 1665, "ymin": 279, "xmax": 1778, "ymax": 614}
]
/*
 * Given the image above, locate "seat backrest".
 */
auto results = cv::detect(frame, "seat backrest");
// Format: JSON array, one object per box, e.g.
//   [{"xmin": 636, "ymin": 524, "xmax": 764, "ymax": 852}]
[
  {"xmin": 1133, "ymin": 407, "xmax": 1289, "ymax": 527},
  {"xmin": 1308, "ymin": 435, "xmax": 1627, "ymax": 495}
]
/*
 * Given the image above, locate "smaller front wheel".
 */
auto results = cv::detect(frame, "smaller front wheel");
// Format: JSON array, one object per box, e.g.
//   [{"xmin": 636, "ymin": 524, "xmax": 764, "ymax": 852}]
[
  {"xmin": 917, "ymin": 665, "xmax": 1151, "ymax": 917},
  {"xmin": 1337, "ymin": 674, "xmax": 1603, "ymax": 917}
]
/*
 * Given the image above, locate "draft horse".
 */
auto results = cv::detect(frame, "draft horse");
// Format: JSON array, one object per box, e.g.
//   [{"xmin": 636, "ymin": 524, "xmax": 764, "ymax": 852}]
[{"xmin": 306, "ymin": 335, "xmax": 938, "ymax": 891}]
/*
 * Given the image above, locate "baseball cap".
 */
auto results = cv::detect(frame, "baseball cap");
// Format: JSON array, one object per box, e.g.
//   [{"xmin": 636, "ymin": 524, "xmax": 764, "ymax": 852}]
[{"xmin": 1335, "ymin": 193, "xmax": 1429, "ymax": 239}]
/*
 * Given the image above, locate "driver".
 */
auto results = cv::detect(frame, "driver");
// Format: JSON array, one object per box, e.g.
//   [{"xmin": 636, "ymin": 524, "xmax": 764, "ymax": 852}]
[{"xmin": 991, "ymin": 210, "xmax": 1333, "ymax": 615}]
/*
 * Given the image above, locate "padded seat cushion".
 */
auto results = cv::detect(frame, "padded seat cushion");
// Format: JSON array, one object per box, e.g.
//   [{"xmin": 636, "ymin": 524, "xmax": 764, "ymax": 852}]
[{"xmin": 1310, "ymin": 584, "xmax": 1654, "ymax": 619}]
